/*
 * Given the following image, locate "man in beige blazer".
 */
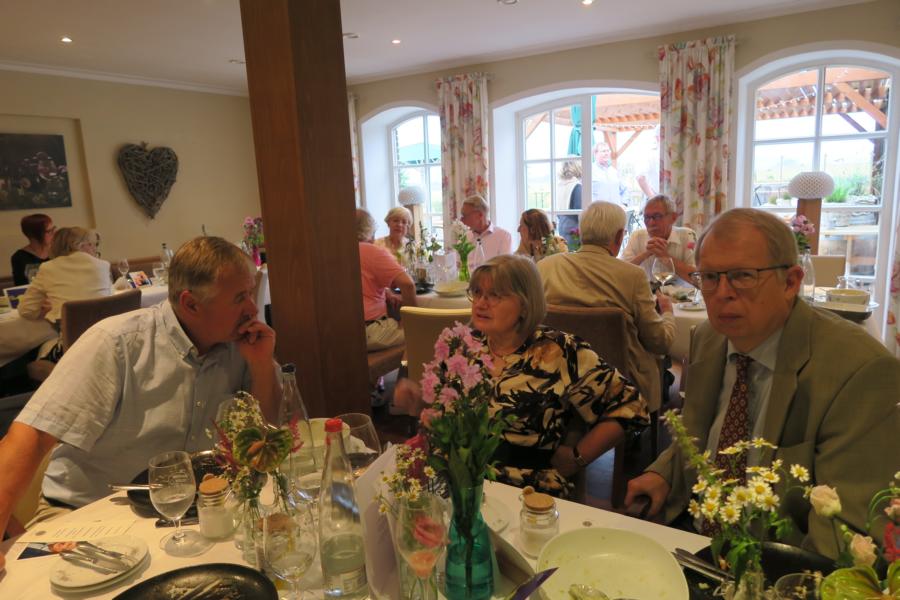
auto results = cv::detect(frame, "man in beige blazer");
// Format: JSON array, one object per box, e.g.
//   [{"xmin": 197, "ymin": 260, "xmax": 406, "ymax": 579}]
[
  {"xmin": 537, "ymin": 201, "xmax": 674, "ymax": 411},
  {"xmin": 626, "ymin": 208, "xmax": 900, "ymax": 558}
]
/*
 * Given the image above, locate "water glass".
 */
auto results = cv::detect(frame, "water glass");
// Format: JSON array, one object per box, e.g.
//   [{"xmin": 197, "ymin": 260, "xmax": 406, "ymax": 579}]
[
  {"xmin": 263, "ymin": 502, "xmax": 317, "ymax": 599},
  {"xmin": 152, "ymin": 262, "xmax": 167, "ymax": 285},
  {"xmin": 774, "ymin": 572, "xmax": 821, "ymax": 599},
  {"xmin": 335, "ymin": 412, "xmax": 381, "ymax": 478},
  {"xmin": 149, "ymin": 450, "xmax": 212, "ymax": 557}
]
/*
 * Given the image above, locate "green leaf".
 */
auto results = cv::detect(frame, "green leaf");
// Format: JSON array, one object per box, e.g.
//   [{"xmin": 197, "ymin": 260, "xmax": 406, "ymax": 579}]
[{"xmin": 820, "ymin": 566, "xmax": 888, "ymax": 600}]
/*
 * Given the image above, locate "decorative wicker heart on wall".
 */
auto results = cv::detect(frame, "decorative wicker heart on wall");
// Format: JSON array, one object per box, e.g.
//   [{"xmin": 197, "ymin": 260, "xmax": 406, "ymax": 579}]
[{"xmin": 117, "ymin": 142, "xmax": 179, "ymax": 219}]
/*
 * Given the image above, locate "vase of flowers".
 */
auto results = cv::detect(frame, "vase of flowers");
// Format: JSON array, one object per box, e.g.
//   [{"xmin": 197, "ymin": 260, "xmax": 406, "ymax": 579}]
[
  {"xmin": 417, "ymin": 324, "xmax": 511, "ymax": 600},
  {"xmin": 790, "ymin": 215, "xmax": 815, "ymax": 253},
  {"xmin": 666, "ymin": 410, "xmax": 812, "ymax": 599},
  {"xmin": 568, "ymin": 227, "xmax": 582, "ymax": 252},
  {"xmin": 211, "ymin": 391, "xmax": 301, "ymax": 566},
  {"xmin": 242, "ymin": 216, "xmax": 264, "ymax": 267},
  {"xmin": 818, "ymin": 472, "xmax": 900, "ymax": 599},
  {"xmin": 449, "ymin": 221, "xmax": 475, "ymax": 282}
]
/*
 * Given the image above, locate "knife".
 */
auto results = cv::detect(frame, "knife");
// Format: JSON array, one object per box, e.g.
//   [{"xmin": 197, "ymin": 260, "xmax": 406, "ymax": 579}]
[
  {"xmin": 673, "ymin": 548, "xmax": 733, "ymax": 582},
  {"xmin": 509, "ymin": 567, "xmax": 558, "ymax": 600},
  {"xmin": 60, "ymin": 549, "xmax": 131, "ymax": 573},
  {"xmin": 76, "ymin": 541, "xmax": 133, "ymax": 565},
  {"xmin": 109, "ymin": 484, "xmax": 151, "ymax": 492}
]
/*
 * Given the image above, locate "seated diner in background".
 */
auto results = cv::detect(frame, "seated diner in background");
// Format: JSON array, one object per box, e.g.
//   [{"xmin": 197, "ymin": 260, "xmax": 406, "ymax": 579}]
[
  {"xmin": 537, "ymin": 201, "xmax": 674, "ymax": 410},
  {"xmin": 9, "ymin": 213, "xmax": 55, "ymax": 285},
  {"xmin": 396, "ymin": 254, "xmax": 648, "ymax": 497},
  {"xmin": 0, "ymin": 236, "xmax": 279, "ymax": 567},
  {"xmin": 374, "ymin": 205, "xmax": 413, "ymax": 267},
  {"xmin": 625, "ymin": 208, "xmax": 900, "ymax": 559},
  {"xmin": 515, "ymin": 208, "xmax": 568, "ymax": 262},
  {"xmin": 357, "ymin": 208, "xmax": 416, "ymax": 350},
  {"xmin": 460, "ymin": 194, "xmax": 512, "ymax": 264},
  {"xmin": 621, "ymin": 194, "xmax": 696, "ymax": 285}
]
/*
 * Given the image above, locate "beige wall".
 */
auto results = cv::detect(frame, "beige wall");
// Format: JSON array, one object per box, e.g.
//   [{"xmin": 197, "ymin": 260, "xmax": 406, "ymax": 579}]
[
  {"xmin": 0, "ymin": 70, "xmax": 259, "ymax": 276},
  {"xmin": 350, "ymin": 0, "xmax": 900, "ymax": 117}
]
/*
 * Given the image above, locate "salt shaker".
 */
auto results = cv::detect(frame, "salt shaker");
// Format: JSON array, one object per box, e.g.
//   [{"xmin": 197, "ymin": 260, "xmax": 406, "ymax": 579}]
[
  {"xmin": 197, "ymin": 475, "xmax": 235, "ymax": 540},
  {"xmin": 519, "ymin": 486, "xmax": 559, "ymax": 558}
]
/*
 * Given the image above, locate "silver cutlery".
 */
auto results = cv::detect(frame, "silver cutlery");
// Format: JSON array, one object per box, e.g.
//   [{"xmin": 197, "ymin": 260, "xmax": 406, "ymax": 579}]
[
  {"xmin": 76, "ymin": 541, "xmax": 133, "ymax": 566},
  {"xmin": 156, "ymin": 516, "xmax": 199, "ymax": 527},
  {"xmin": 673, "ymin": 548, "xmax": 733, "ymax": 582},
  {"xmin": 59, "ymin": 549, "xmax": 130, "ymax": 573},
  {"xmin": 109, "ymin": 483, "xmax": 151, "ymax": 492}
]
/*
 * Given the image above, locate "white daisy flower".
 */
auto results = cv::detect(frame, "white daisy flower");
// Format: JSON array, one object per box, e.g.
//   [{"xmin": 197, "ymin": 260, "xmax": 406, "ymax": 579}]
[
  {"xmin": 701, "ymin": 499, "xmax": 720, "ymax": 519},
  {"xmin": 719, "ymin": 502, "xmax": 742, "ymax": 524},
  {"xmin": 790, "ymin": 465, "xmax": 810, "ymax": 482},
  {"xmin": 688, "ymin": 499, "xmax": 702, "ymax": 519},
  {"xmin": 692, "ymin": 480, "xmax": 709, "ymax": 494}
]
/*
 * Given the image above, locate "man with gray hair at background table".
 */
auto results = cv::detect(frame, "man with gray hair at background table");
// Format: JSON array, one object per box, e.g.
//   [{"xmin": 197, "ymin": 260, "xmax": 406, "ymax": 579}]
[
  {"xmin": 625, "ymin": 208, "xmax": 900, "ymax": 558},
  {"xmin": 0, "ymin": 236, "xmax": 279, "ymax": 567}
]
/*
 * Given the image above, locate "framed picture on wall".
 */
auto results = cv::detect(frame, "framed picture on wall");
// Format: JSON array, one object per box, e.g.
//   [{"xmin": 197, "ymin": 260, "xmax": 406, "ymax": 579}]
[{"xmin": 0, "ymin": 133, "xmax": 71, "ymax": 211}]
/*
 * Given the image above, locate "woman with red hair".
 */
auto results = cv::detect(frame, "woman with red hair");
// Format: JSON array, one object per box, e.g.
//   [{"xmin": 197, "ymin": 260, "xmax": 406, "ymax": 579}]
[{"xmin": 10, "ymin": 213, "xmax": 55, "ymax": 285}]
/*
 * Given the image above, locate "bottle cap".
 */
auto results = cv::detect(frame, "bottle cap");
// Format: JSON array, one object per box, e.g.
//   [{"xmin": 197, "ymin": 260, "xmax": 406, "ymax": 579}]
[
  {"xmin": 198, "ymin": 475, "xmax": 229, "ymax": 495},
  {"xmin": 522, "ymin": 486, "xmax": 555, "ymax": 512},
  {"xmin": 324, "ymin": 418, "xmax": 343, "ymax": 433},
  {"xmin": 281, "ymin": 363, "xmax": 296, "ymax": 374}
]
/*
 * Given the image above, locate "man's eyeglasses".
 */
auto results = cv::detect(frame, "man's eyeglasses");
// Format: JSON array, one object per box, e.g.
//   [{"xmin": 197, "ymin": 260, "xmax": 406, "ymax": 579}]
[
  {"xmin": 643, "ymin": 213, "xmax": 668, "ymax": 223},
  {"xmin": 690, "ymin": 265, "xmax": 791, "ymax": 291},
  {"xmin": 466, "ymin": 288, "xmax": 506, "ymax": 305}
]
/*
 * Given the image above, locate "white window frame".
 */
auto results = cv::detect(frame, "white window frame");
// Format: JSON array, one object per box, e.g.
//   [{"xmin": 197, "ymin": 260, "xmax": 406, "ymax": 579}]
[
  {"xmin": 389, "ymin": 110, "xmax": 442, "ymax": 239},
  {"xmin": 735, "ymin": 48, "xmax": 900, "ymax": 340}
]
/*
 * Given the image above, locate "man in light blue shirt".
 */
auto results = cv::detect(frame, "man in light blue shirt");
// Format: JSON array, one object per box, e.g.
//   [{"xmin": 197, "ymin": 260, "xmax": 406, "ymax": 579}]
[{"xmin": 0, "ymin": 236, "xmax": 280, "ymax": 548}]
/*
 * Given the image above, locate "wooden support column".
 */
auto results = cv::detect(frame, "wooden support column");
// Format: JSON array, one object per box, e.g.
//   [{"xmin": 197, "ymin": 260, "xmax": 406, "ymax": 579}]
[{"xmin": 240, "ymin": 0, "xmax": 369, "ymax": 417}]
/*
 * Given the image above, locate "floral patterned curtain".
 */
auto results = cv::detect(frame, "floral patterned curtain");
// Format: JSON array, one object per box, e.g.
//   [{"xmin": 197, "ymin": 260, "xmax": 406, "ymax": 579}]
[
  {"xmin": 435, "ymin": 73, "xmax": 490, "ymax": 222},
  {"xmin": 658, "ymin": 36, "xmax": 735, "ymax": 232},
  {"xmin": 348, "ymin": 93, "xmax": 361, "ymax": 207},
  {"xmin": 888, "ymin": 233, "xmax": 900, "ymax": 356}
]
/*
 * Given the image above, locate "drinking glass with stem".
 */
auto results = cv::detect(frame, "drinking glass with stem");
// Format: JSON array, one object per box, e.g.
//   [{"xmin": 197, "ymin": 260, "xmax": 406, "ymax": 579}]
[
  {"xmin": 148, "ymin": 450, "xmax": 212, "ymax": 557},
  {"xmin": 651, "ymin": 256, "xmax": 676, "ymax": 288},
  {"xmin": 263, "ymin": 496, "xmax": 318, "ymax": 600},
  {"xmin": 116, "ymin": 259, "xmax": 130, "ymax": 281},
  {"xmin": 335, "ymin": 412, "xmax": 381, "ymax": 478},
  {"xmin": 395, "ymin": 493, "xmax": 448, "ymax": 600}
]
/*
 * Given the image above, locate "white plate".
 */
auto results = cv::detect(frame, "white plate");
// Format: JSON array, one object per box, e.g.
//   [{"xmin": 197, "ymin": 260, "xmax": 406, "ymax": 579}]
[
  {"xmin": 434, "ymin": 281, "xmax": 468, "ymax": 297},
  {"xmin": 482, "ymin": 494, "xmax": 511, "ymax": 533},
  {"xmin": 537, "ymin": 527, "xmax": 689, "ymax": 600},
  {"xmin": 676, "ymin": 302, "xmax": 706, "ymax": 312},
  {"xmin": 49, "ymin": 535, "xmax": 148, "ymax": 590},
  {"xmin": 661, "ymin": 285, "xmax": 694, "ymax": 301}
]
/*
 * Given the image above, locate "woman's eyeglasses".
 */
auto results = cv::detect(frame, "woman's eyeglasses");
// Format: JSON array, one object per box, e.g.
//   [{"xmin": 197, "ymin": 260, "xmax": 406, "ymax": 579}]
[{"xmin": 466, "ymin": 288, "xmax": 506, "ymax": 305}]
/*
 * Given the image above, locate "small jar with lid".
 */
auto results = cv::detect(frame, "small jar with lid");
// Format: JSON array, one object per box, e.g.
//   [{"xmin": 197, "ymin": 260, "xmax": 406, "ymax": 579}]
[
  {"xmin": 197, "ymin": 475, "xmax": 236, "ymax": 540},
  {"xmin": 519, "ymin": 486, "xmax": 559, "ymax": 558}
]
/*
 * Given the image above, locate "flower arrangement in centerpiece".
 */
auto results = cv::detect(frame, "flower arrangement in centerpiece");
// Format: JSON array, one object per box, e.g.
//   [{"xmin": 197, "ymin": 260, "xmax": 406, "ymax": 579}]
[
  {"xmin": 418, "ymin": 323, "xmax": 512, "ymax": 600},
  {"xmin": 210, "ymin": 392, "xmax": 301, "ymax": 561},
  {"xmin": 790, "ymin": 214, "xmax": 816, "ymax": 252},
  {"xmin": 666, "ymin": 410, "xmax": 813, "ymax": 597},
  {"xmin": 568, "ymin": 226, "xmax": 582, "ymax": 251},
  {"xmin": 449, "ymin": 221, "xmax": 475, "ymax": 282},
  {"xmin": 242, "ymin": 216, "xmax": 264, "ymax": 266},
  {"xmin": 816, "ymin": 473, "xmax": 900, "ymax": 599},
  {"xmin": 541, "ymin": 234, "xmax": 566, "ymax": 258},
  {"xmin": 405, "ymin": 222, "xmax": 443, "ymax": 266}
]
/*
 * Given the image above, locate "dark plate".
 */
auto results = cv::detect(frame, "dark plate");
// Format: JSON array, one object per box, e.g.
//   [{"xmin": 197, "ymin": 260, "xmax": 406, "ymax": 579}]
[
  {"xmin": 127, "ymin": 451, "xmax": 224, "ymax": 518},
  {"xmin": 685, "ymin": 542, "xmax": 835, "ymax": 599},
  {"xmin": 112, "ymin": 563, "xmax": 277, "ymax": 600}
]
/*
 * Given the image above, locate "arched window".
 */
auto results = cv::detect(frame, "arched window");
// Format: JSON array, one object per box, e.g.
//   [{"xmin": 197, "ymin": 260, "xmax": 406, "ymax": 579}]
[
  {"xmin": 738, "ymin": 53, "xmax": 898, "ymax": 337},
  {"xmin": 518, "ymin": 92, "xmax": 660, "ymax": 247},
  {"xmin": 390, "ymin": 112, "xmax": 443, "ymax": 240}
]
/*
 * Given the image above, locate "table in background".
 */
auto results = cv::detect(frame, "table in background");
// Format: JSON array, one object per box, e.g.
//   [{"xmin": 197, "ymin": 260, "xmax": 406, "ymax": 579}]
[
  {"xmin": 415, "ymin": 291, "xmax": 471, "ymax": 310},
  {"xmin": 0, "ymin": 309, "xmax": 56, "ymax": 368},
  {"xmin": 670, "ymin": 303, "xmax": 708, "ymax": 363},
  {"xmin": 0, "ymin": 480, "xmax": 709, "ymax": 599}
]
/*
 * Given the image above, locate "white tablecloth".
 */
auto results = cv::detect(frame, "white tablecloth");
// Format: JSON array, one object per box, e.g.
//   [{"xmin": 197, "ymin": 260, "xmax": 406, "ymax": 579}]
[
  {"xmin": 0, "ymin": 481, "xmax": 708, "ymax": 599},
  {"xmin": 0, "ymin": 309, "xmax": 56, "ymax": 368},
  {"xmin": 671, "ymin": 304, "xmax": 708, "ymax": 363}
]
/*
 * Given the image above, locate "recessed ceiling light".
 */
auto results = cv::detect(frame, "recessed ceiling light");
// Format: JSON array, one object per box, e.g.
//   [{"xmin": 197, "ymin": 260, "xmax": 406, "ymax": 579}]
[
  {"xmin": 60, "ymin": 36, "xmax": 73, "ymax": 44},
  {"xmin": 343, "ymin": 32, "xmax": 359, "ymax": 39},
  {"xmin": 497, "ymin": 0, "xmax": 518, "ymax": 5},
  {"xmin": 391, "ymin": 39, "xmax": 401, "ymax": 45},
  {"xmin": 228, "ymin": 58, "xmax": 246, "ymax": 65},
  {"xmin": 581, "ymin": 0, "xmax": 594, "ymax": 5}
]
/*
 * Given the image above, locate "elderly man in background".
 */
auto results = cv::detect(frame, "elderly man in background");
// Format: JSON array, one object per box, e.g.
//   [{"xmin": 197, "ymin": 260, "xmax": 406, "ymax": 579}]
[
  {"xmin": 625, "ymin": 208, "xmax": 900, "ymax": 558},
  {"xmin": 537, "ymin": 201, "xmax": 674, "ymax": 411},
  {"xmin": 0, "ymin": 236, "xmax": 279, "ymax": 563},
  {"xmin": 460, "ymin": 194, "xmax": 512, "ymax": 265},
  {"xmin": 622, "ymin": 194, "xmax": 696, "ymax": 284},
  {"xmin": 357, "ymin": 208, "xmax": 416, "ymax": 351}
]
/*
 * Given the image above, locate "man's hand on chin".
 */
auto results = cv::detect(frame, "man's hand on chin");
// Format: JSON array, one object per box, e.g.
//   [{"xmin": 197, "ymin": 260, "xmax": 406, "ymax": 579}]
[{"xmin": 236, "ymin": 319, "xmax": 276, "ymax": 366}]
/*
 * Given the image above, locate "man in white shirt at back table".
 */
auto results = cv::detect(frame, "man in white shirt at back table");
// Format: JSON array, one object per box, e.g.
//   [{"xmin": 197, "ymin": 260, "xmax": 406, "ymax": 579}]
[
  {"xmin": 0, "ymin": 237, "xmax": 280, "ymax": 568},
  {"xmin": 461, "ymin": 194, "xmax": 512, "ymax": 266},
  {"xmin": 621, "ymin": 194, "xmax": 696, "ymax": 285}
]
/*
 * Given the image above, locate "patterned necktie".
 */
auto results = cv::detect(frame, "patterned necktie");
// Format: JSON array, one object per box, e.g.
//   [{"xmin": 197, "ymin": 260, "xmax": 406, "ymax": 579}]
[
  {"xmin": 714, "ymin": 354, "xmax": 754, "ymax": 482},
  {"xmin": 700, "ymin": 354, "xmax": 753, "ymax": 536}
]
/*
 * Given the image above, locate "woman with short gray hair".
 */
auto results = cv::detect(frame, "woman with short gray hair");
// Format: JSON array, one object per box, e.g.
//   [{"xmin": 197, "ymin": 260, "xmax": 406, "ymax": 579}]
[{"xmin": 396, "ymin": 254, "xmax": 648, "ymax": 497}]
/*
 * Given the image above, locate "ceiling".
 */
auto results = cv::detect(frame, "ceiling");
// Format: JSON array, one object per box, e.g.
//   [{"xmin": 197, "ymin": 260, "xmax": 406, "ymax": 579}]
[{"xmin": 0, "ymin": 0, "xmax": 870, "ymax": 96}]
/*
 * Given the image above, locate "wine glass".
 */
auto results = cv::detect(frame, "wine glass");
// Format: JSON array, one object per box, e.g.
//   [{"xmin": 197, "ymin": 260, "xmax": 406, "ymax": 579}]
[
  {"xmin": 152, "ymin": 261, "xmax": 167, "ymax": 285},
  {"xmin": 116, "ymin": 259, "xmax": 130, "ymax": 278},
  {"xmin": 651, "ymin": 256, "xmax": 676, "ymax": 287},
  {"xmin": 262, "ymin": 501, "xmax": 317, "ymax": 599},
  {"xmin": 336, "ymin": 412, "xmax": 381, "ymax": 478},
  {"xmin": 774, "ymin": 572, "xmax": 821, "ymax": 599},
  {"xmin": 395, "ymin": 494, "xmax": 448, "ymax": 600},
  {"xmin": 148, "ymin": 450, "xmax": 212, "ymax": 557}
]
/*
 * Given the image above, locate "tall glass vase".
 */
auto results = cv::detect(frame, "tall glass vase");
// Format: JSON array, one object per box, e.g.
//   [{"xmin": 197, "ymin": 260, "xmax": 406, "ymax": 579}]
[
  {"xmin": 457, "ymin": 251, "xmax": 471, "ymax": 282},
  {"xmin": 718, "ymin": 567, "xmax": 767, "ymax": 600},
  {"xmin": 444, "ymin": 484, "xmax": 493, "ymax": 600}
]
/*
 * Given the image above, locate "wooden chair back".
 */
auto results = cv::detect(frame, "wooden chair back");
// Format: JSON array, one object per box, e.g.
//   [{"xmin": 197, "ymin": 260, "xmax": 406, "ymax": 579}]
[
  {"xmin": 60, "ymin": 290, "xmax": 142, "ymax": 351},
  {"xmin": 399, "ymin": 306, "xmax": 472, "ymax": 384}
]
